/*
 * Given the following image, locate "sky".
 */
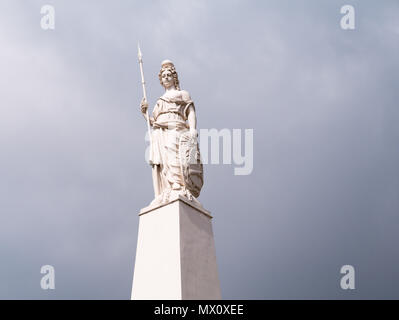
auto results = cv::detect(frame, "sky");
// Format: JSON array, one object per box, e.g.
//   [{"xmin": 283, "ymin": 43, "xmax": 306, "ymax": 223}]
[{"xmin": 0, "ymin": 0, "xmax": 398, "ymax": 299}]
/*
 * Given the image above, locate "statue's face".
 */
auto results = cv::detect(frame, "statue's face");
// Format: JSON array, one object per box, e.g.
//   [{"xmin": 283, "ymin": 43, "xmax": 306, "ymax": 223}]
[{"xmin": 161, "ymin": 69, "xmax": 174, "ymax": 89}]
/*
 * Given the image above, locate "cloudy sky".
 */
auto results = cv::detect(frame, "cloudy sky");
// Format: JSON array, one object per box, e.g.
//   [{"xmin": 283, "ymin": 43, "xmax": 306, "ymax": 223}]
[{"xmin": 0, "ymin": 0, "xmax": 398, "ymax": 299}]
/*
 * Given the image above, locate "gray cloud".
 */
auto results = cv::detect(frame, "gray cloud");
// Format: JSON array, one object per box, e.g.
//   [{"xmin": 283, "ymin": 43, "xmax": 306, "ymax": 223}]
[{"xmin": 0, "ymin": 0, "xmax": 398, "ymax": 299}]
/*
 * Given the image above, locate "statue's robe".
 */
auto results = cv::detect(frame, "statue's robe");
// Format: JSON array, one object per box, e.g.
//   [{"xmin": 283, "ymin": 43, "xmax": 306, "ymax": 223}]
[{"xmin": 149, "ymin": 91, "xmax": 194, "ymax": 196}]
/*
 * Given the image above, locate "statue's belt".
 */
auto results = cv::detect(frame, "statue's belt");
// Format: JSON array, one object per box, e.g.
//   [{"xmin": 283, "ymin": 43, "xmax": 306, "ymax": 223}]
[{"xmin": 152, "ymin": 122, "xmax": 189, "ymax": 130}]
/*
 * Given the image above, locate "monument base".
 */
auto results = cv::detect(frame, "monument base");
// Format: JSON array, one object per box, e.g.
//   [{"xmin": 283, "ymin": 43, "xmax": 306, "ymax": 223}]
[{"xmin": 131, "ymin": 195, "xmax": 221, "ymax": 300}]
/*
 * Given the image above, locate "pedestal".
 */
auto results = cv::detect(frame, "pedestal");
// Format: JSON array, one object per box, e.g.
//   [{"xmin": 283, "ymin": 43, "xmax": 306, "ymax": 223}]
[{"xmin": 131, "ymin": 196, "xmax": 221, "ymax": 300}]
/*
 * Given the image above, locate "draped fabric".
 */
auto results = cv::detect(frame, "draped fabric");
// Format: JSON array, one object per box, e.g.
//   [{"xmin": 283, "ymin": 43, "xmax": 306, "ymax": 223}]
[{"xmin": 149, "ymin": 94, "xmax": 194, "ymax": 194}]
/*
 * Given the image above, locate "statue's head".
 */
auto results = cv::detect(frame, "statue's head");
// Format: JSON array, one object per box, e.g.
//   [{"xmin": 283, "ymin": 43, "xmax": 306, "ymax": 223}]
[{"xmin": 159, "ymin": 60, "xmax": 180, "ymax": 90}]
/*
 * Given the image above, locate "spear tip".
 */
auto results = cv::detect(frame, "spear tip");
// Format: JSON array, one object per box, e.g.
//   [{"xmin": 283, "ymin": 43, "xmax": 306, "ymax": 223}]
[{"xmin": 137, "ymin": 42, "xmax": 142, "ymax": 59}]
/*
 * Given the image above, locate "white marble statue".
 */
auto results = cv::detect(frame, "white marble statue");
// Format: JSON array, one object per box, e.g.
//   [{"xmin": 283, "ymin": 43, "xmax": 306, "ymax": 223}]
[{"xmin": 140, "ymin": 60, "xmax": 203, "ymax": 207}]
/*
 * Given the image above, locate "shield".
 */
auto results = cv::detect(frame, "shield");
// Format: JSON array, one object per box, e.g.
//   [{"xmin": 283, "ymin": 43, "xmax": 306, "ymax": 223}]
[{"xmin": 179, "ymin": 132, "xmax": 204, "ymax": 198}]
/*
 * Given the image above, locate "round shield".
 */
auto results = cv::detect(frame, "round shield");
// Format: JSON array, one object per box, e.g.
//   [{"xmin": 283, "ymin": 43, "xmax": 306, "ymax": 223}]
[{"xmin": 179, "ymin": 132, "xmax": 204, "ymax": 198}]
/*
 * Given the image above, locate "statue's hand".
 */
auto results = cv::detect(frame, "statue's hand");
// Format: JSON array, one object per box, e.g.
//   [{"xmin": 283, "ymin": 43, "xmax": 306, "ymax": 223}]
[{"xmin": 140, "ymin": 97, "xmax": 149, "ymax": 114}]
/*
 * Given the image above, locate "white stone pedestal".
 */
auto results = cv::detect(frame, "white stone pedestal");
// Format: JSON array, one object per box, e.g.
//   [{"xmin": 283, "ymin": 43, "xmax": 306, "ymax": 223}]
[{"xmin": 131, "ymin": 196, "xmax": 221, "ymax": 300}]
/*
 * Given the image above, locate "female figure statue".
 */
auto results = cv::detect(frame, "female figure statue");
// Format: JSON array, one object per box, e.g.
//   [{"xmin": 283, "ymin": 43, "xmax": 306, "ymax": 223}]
[{"xmin": 140, "ymin": 60, "xmax": 203, "ymax": 206}]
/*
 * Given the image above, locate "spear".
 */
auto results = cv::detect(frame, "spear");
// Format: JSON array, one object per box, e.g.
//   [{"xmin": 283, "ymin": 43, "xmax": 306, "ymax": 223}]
[{"xmin": 137, "ymin": 43, "xmax": 152, "ymax": 146}]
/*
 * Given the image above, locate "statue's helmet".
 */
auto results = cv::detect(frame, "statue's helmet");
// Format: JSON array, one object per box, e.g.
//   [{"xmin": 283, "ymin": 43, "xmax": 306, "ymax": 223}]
[{"xmin": 161, "ymin": 59, "xmax": 174, "ymax": 69}]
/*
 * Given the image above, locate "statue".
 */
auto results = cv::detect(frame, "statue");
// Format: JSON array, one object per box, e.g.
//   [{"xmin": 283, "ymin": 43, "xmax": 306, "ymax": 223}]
[{"xmin": 138, "ymin": 50, "xmax": 203, "ymax": 207}]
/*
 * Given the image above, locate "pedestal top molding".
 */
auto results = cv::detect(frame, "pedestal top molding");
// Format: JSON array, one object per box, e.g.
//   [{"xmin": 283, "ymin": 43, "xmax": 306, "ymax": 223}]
[{"xmin": 139, "ymin": 195, "xmax": 212, "ymax": 218}]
